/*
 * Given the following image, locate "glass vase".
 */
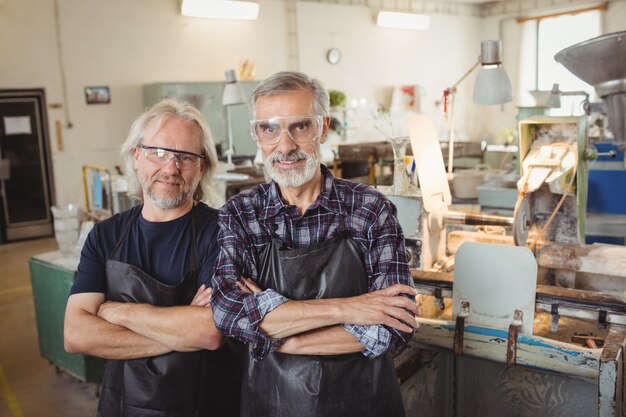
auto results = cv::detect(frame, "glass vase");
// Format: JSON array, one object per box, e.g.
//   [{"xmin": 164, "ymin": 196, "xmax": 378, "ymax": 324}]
[{"xmin": 388, "ymin": 136, "xmax": 409, "ymax": 195}]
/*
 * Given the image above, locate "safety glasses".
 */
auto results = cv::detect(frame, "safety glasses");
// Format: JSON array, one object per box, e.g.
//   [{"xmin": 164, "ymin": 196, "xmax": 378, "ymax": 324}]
[
  {"xmin": 250, "ymin": 115, "xmax": 323, "ymax": 145},
  {"xmin": 137, "ymin": 144, "xmax": 205, "ymax": 170}
]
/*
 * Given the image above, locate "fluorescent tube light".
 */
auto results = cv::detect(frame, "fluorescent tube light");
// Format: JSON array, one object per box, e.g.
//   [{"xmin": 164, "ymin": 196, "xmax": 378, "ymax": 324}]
[
  {"xmin": 181, "ymin": 0, "xmax": 259, "ymax": 21},
  {"xmin": 376, "ymin": 11, "xmax": 430, "ymax": 31}
]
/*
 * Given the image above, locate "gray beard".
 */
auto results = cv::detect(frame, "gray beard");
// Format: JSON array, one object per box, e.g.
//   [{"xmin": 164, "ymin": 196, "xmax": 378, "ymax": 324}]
[
  {"xmin": 264, "ymin": 145, "xmax": 320, "ymax": 188},
  {"xmin": 146, "ymin": 188, "xmax": 191, "ymax": 209},
  {"xmin": 144, "ymin": 175, "xmax": 194, "ymax": 209}
]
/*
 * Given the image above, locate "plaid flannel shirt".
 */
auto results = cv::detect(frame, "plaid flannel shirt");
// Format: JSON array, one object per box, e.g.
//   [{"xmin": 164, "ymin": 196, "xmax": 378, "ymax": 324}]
[{"xmin": 210, "ymin": 165, "xmax": 414, "ymax": 360}]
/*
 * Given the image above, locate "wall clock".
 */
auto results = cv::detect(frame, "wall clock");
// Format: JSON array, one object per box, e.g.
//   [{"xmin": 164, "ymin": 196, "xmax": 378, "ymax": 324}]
[{"xmin": 326, "ymin": 48, "xmax": 342, "ymax": 65}]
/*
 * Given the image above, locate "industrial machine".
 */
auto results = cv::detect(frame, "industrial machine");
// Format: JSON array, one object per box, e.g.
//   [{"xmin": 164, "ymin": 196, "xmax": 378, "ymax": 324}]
[
  {"xmin": 556, "ymin": 31, "xmax": 626, "ymax": 244},
  {"xmin": 393, "ymin": 32, "xmax": 626, "ymax": 417}
]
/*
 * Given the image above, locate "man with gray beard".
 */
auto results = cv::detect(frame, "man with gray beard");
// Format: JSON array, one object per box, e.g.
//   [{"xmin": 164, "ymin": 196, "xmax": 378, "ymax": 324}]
[
  {"xmin": 211, "ymin": 71, "xmax": 420, "ymax": 417},
  {"xmin": 64, "ymin": 99, "xmax": 241, "ymax": 417}
]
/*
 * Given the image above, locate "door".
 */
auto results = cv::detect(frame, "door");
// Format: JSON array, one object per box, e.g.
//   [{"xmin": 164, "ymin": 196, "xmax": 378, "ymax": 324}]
[{"xmin": 0, "ymin": 89, "xmax": 55, "ymax": 242}]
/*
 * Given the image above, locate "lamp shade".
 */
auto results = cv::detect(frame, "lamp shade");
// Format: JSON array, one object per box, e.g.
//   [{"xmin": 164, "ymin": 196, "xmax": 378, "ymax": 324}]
[
  {"xmin": 471, "ymin": 40, "xmax": 513, "ymax": 105},
  {"xmin": 473, "ymin": 66, "xmax": 513, "ymax": 105},
  {"xmin": 222, "ymin": 69, "xmax": 246, "ymax": 106}
]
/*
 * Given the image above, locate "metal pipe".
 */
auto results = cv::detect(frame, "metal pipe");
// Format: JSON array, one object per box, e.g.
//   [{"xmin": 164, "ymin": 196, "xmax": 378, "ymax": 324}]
[{"xmin": 444, "ymin": 210, "xmax": 513, "ymax": 227}]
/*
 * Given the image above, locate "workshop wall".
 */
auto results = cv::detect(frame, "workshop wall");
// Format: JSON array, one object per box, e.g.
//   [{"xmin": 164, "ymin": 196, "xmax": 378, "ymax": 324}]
[
  {"xmin": 297, "ymin": 2, "xmax": 484, "ymax": 146},
  {"xmin": 480, "ymin": 0, "xmax": 626, "ymax": 147},
  {"xmin": 0, "ymin": 0, "xmax": 289, "ymax": 208},
  {"xmin": 2, "ymin": 0, "xmax": 625, "ymax": 208}
]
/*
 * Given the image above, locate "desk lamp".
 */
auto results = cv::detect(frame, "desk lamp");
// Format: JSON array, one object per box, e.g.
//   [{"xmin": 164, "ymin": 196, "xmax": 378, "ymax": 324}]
[
  {"xmin": 222, "ymin": 69, "xmax": 246, "ymax": 169},
  {"xmin": 443, "ymin": 40, "xmax": 513, "ymax": 179}
]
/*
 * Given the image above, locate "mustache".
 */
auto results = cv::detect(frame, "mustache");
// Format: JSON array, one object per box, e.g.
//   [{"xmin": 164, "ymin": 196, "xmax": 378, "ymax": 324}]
[
  {"xmin": 153, "ymin": 174, "xmax": 183, "ymax": 184},
  {"xmin": 266, "ymin": 150, "xmax": 309, "ymax": 163}
]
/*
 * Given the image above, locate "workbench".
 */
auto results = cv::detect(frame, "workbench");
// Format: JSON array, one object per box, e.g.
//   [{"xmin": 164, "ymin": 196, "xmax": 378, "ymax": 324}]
[
  {"xmin": 29, "ymin": 251, "xmax": 103, "ymax": 383},
  {"xmin": 407, "ymin": 268, "xmax": 626, "ymax": 417}
]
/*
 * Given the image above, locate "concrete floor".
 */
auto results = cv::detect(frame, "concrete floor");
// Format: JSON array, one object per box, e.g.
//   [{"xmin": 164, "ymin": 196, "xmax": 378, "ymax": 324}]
[{"xmin": 0, "ymin": 237, "xmax": 98, "ymax": 417}]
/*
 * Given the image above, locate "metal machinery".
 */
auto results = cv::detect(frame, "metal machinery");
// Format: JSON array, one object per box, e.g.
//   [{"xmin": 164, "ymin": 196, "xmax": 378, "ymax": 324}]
[
  {"xmin": 391, "ymin": 32, "xmax": 626, "ymax": 417},
  {"xmin": 555, "ymin": 31, "xmax": 626, "ymax": 244}
]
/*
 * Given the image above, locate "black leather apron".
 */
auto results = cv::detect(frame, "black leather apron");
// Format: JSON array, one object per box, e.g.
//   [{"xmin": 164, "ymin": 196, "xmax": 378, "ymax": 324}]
[
  {"xmin": 241, "ymin": 228, "xmax": 405, "ymax": 417},
  {"xmin": 98, "ymin": 205, "xmax": 241, "ymax": 417}
]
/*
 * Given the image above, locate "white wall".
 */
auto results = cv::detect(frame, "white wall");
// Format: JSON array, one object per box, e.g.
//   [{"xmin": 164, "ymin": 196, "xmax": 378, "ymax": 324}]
[
  {"xmin": 604, "ymin": 0, "xmax": 626, "ymax": 32},
  {"xmin": 2, "ymin": 0, "xmax": 625, "ymax": 208},
  {"xmin": 0, "ymin": 0, "xmax": 290, "ymax": 207},
  {"xmin": 297, "ymin": 2, "xmax": 482, "ymax": 142}
]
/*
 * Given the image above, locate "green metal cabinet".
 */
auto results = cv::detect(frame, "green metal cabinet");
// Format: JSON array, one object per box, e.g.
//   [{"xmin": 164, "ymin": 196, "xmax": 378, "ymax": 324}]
[{"xmin": 29, "ymin": 252, "xmax": 103, "ymax": 383}]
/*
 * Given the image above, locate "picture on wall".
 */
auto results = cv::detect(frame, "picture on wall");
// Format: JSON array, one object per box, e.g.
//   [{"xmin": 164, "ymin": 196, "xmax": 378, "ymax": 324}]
[{"xmin": 85, "ymin": 86, "xmax": 110, "ymax": 105}]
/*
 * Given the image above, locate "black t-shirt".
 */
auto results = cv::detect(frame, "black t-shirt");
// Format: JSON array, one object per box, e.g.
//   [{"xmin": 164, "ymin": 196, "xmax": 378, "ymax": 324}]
[{"xmin": 71, "ymin": 202, "xmax": 219, "ymax": 295}]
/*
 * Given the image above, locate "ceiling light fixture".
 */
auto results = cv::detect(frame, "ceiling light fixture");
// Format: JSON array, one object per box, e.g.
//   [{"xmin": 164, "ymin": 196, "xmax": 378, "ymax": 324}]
[
  {"xmin": 181, "ymin": 0, "xmax": 260, "ymax": 21},
  {"xmin": 376, "ymin": 11, "xmax": 430, "ymax": 31}
]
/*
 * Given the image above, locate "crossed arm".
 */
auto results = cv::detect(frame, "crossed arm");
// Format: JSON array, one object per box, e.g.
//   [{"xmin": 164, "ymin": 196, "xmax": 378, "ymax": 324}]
[
  {"xmin": 213, "ymin": 197, "xmax": 420, "ymax": 358},
  {"xmin": 235, "ymin": 278, "xmax": 420, "ymax": 356},
  {"xmin": 64, "ymin": 285, "xmax": 224, "ymax": 360}
]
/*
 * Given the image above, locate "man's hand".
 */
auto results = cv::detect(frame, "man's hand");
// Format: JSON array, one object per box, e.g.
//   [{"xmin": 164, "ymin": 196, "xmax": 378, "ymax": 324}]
[
  {"xmin": 238, "ymin": 278, "xmax": 420, "ymax": 335},
  {"xmin": 97, "ymin": 300, "xmax": 125, "ymax": 326},
  {"xmin": 235, "ymin": 277, "xmax": 262, "ymax": 294},
  {"xmin": 191, "ymin": 284, "xmax": 213, "ymax": 307},
  {"xmin": 340, "ymin": 284, "xmax": 421, "ymax": 333}
]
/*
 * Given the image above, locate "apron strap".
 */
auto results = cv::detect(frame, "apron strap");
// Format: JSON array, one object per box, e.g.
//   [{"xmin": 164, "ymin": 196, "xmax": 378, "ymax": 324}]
[
  {"xmin": 263, "ymin": 219, "xmax": 285, "ymax": 250},
  {"xmin": 187, "ymin": 203, "xmax": 198, "ymax": 277},
  {"xmin": 109, "ymin": 204, "xmax": 143, "ymax": 261}
]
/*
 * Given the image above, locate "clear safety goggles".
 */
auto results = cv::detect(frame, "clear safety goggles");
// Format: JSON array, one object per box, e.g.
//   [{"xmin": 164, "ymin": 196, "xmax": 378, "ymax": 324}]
[
  {"xmin": 137, "ymin": 144, "xmax": 205, "ymax": 170},
  {"xmin": 250, "ymin": 115, "xmax": 323, "ymax": 145}
]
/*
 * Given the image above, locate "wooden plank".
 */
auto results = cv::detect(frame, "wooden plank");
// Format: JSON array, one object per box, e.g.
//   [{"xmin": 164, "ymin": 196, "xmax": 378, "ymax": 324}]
[
  {"xmin": 411, "ymin": 270, "xmax": 626, "ymax": 325},
  {"xmin": 411, "ymin": 269, "xmax": 453, "ymax": 283},
  {"xmin": 535, "ymin": 242, "xmax": 626, "ymax": 279},
  {"xmin": 537, "ymin": 285, "xmax": 626, "ymax": 309},
  {"xmin": 516, "ymin": 3, "xmax": 608, "ymax": 23},
  {"xmin": 599, "ymin": 325, "xmax": 626, "ymax": 417},
  {"xmin": 414, "ymin": 318, "xmax": 601, "ymax": 379},
  {"xmin": 537, "ymin": 284, "xmax": 626, "ymax": 322}
]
